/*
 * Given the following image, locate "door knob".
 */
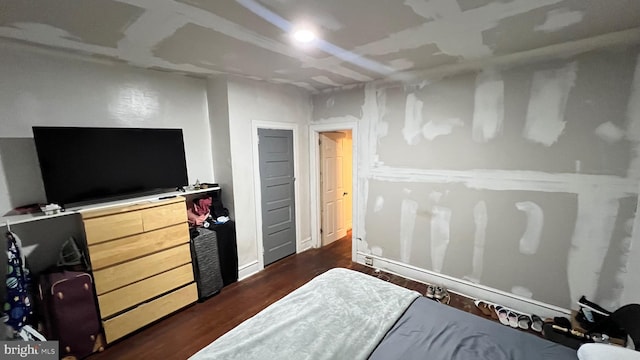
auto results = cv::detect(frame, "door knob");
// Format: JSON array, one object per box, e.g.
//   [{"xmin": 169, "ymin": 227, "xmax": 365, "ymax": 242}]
[{"xmin": 343, "ymin": 192, "xmax": 348, "ymax": 196}]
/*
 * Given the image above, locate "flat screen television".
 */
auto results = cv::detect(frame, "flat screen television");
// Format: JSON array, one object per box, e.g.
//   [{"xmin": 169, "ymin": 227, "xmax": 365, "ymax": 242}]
[{"xmin": 33, "ymin": 126, "xmax": 189, "ymax": 206}]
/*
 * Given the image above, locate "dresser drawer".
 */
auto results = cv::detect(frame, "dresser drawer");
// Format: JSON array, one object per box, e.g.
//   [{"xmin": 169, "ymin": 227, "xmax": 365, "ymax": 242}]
[
  {"xmin": 93, "ymin": 244, "xmax": 192, "ymax": 295},
  {"xmin": 103, "ymin": 283, "xmax": 197, "ymax": 343},
  {"xmin": 97, "ymin": 264, "xmax": 194, "ymax": 318},
  {"xmin": 142, "ymin": 201, "xmax": 187, "ymax": 231},
  {"xmin": 84, "ymin": 211, "xmax": 143, "ymax": 245},
  {"xmin": 88, "ymin": 223, "xmax": 189, "ymax": 270}
]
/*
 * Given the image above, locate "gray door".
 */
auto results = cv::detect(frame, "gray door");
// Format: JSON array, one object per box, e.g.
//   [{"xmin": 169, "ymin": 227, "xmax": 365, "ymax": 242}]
[{"xmin": 258, "ymin": 128, "xmax": 296, "ymax": 266}]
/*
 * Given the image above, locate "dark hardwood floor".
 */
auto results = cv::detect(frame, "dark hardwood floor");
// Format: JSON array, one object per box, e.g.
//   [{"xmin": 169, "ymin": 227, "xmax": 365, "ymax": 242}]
[{"xmin": 89, "ymin": 233, "xmax": 520, "ymax": 359}]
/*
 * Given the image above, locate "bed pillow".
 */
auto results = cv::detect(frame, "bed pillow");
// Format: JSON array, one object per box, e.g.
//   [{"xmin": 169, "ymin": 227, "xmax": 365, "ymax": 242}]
[{"xmin": 578, "ymin": 343, "xmax": 640, "ymax": 360}]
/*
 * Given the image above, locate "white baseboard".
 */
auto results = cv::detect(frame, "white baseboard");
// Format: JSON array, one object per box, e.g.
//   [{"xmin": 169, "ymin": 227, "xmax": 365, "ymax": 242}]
[
  {"xmin": 238, "ymin": 238, "xmax": 313, "ymax": 282},
  {"xmin": 356, "ymin": 252, "xmax": 571, "ymax": 319},
  {"xmin": 238, "ymin": 260, "xmax": 260, "ymax": 281},
  {"xmin": 299, "ymin": 237, "xmax": 313, "ymax": 252}
]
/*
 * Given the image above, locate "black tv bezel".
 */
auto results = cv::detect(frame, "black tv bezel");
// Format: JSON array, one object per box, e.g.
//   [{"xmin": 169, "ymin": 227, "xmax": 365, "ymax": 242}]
[{"xmin": 33, "ymin": 126, "xmax": 189, "ymax": 206}]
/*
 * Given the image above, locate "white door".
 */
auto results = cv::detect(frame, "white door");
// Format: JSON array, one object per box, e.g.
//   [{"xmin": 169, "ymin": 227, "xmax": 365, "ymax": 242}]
[{"xmin": 320, "ymin": 132, "xmax": 347, "ymax": 245}]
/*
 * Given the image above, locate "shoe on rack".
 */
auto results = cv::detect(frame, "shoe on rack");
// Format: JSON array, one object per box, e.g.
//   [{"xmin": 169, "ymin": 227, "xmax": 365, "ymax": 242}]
[
  {"xmin": 577, "ymin": 296, "xmax": 611, "ymax": 326},
  {"xmin": 496, "ymin": 306, "xmax": 510, "ymax": 326},
  {"xmin": 474, "ymin": 300, "xmax": 494, "ymax": 317},
  {"xmin": 434, "ymin": 286, "xmax": 448, "ymax": 301},
  {"xmin": 508, "ymin": 311, "xmax": 519, "ymax": 328},
  {"xmin": 426, "ymin": 285, "xmax": 435, "ymax": 299},
  {"xmin": 554, "ymin": 317, "xmax": 572, "ymax": 329},
  {"xmin": 577, "ymin": 296, "xmax": 612, "ymax": 317},
  {"xmin": 518, "ymin": 314, "xmax": 531, "ymax": 330},
  {"xmin": 531, "ymin": 314, "xmax": 544, "ymax": 333},
  {"xmin": 488, "ymin": 304, "xmax": 499, "ymax": 320}
]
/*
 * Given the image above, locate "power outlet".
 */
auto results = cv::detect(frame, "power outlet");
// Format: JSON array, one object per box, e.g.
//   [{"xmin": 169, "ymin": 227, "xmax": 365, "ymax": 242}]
[{"xmin": 364, "ymin": 256, "xmax": 373, "ymax": 266}]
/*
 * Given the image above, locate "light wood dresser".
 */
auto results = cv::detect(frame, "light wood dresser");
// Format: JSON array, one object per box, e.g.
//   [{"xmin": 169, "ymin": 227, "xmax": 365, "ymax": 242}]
[{"xmin": 81, "ymin": 196, "xmax": 197, "ymax": 343}]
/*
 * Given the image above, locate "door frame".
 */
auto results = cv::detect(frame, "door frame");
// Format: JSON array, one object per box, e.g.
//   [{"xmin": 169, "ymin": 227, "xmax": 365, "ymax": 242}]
[
  {"xmin": 252, "ymin": 121, "xmax": 300, "ymax": 271},
  {"xmin": 310, "ymin": 121, "xmax": 358, "ymax": 262}
]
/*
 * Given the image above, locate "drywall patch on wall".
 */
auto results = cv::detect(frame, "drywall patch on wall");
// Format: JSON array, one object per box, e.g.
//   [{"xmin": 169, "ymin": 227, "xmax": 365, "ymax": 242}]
[
  {"xmin": 595, "ymin": 121, "xmax": 625, "ymax": 144},
  {"xmin": 464, "ymin": 200, "xmax": 487, "ymax": 284},
  {"xmin": 599, "ymin": 217, "xmax": 634, "ymax": 310},
  {"xmin": 422, "ymin": 118, "xmax": 464, "ymax": 141},
  {"xmin": 430, "ymin": 205, "xmax": 452, "ymax": 273},
  {"xmin": 427, "ymin": 191, "xmax": 444, "ymax": 204},
  {"xmin": 356, "ymin": 84, "xmax": 381, "ymax": 244},
  {"xmin": 376, "ymin": 88, "xmax": 390, "ymax": 139},
  {"xmin": 512, "ymin": 286, "xmax": 533, "ymax": 299},
  {"xmin": 567, "ymin": 192, "xmax": 619, "ymax": 302},
  {"xmin": 400, "ymin": 199, "xmax": 419, "ymax": 263},
  {"xmin": 377, "ymin": 121, "xmax": 389, "ymax": 139},
  {"xmin": 472, "ymin": 70, "xmax": 504, "ymax": 143},
  {"xmin": 534, "ymin": 8, "xmax": 584, "ymax": 33},
  {"xmin": 621, "ymin": 191, "xmax": 640, "ymax": 306},
  {"xmin": 108, "ymin": 85, "xmax": 160, "ymax": 124},
  {"xmin": 370, "ymin": 166, "xmax": 639, "ymax": 196},
  {"xmin": 516, "ymin": 201, "xmax": 543, "ymax": 255},
  {"xmin": 326, "ymin": 97, "xmax": 335, "ymax": 108},
  {"xmin": 363, "ymin": 84, "xmax": 382, "ymax": 170},
  {"xmin": 371, "ymin": 246, "xmax": 384, "ymax": 256},
  {"xmin": 374, "ymin": 196, "xmax": 385, "ymax": 212},
  {"xmin": 358, "ymin": 237, "xmax": 373, "ymax": 255},
  {"xmin": 403, "ymin": 93, "xmax": 424, "ymax": 145},
  {"xmin": 626, "ymin": 55, "xmax": 640, "ymax": 179},
  {"xmin": 523, "ymin": 62, "xmax": 577, "ymax": 146},
  {"xmin": 314, "ymin": 115, "xmax": 360, "ymax": 125}
]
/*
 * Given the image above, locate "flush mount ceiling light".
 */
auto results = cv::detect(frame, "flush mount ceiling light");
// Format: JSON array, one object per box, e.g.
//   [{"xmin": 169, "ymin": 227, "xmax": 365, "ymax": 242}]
[{"xmin": 292, "ymin": 29, "xmax": 316, "ymax": 44}]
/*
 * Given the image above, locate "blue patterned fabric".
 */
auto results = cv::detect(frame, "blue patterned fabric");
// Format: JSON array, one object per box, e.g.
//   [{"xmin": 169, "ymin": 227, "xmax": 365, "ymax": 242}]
[{"xmin": 4, "ymin": 231, "xmax": 32, "ymax": 331}]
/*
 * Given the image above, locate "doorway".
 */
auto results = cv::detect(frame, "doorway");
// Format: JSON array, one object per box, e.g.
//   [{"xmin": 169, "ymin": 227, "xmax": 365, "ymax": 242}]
[
  {"xmin": 319, "ymin": 131, "xmax": 353, "ymax": 246},
  {"xmin": 310, "ymin": 122, "xmax": 358, "ymax": 262},
  {"xmin": 257, "ymin": 128, "xmax": 297, "ymax": 266}
]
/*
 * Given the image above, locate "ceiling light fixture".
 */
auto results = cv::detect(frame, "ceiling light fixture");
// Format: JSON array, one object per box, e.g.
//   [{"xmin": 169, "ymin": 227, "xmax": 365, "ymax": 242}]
[{"xmin": 292, "ymin": 29, "xmax": 316, "ymax": 44}]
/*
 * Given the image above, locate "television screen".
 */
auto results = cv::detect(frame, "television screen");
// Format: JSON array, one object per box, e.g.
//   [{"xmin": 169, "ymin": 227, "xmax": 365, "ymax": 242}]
[{"xmin": 33, "ymin": 127, "xmax": 188, "ymax": 206}]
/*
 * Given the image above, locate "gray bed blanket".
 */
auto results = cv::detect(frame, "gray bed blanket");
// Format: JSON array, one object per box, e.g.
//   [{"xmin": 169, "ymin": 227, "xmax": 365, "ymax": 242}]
[
  {"xmin": 190, "ymin": 268, "xmax": 420, "ymax": 360},
  {"xmin": 369, "ymin": 296, "xmax": 578, "ymax": 360}
]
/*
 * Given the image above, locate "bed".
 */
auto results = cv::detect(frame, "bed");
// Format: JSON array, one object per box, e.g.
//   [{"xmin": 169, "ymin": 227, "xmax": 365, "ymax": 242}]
[{"xmin": 190, "ymin": 268, "xmax": 578, "ymax": 360}]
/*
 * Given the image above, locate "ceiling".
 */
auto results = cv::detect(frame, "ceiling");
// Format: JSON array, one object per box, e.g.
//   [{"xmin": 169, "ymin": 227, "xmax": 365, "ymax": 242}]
[{"xmin": 1, "ymin": 0, "xmax": 639, "ymax": 91}]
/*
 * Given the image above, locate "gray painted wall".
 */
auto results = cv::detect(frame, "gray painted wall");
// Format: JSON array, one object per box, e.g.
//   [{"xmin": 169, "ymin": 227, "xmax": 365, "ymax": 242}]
[
  {"xmin": 226, "ymin": 77, "xmax": 312, "ymax": 268},
  {"xmin": 312, "ymin": 45, "xmax": 640, "ymax": 310},
  {"xmin": 0, "ymin": 41, "xmax": 214, "ymax": 215},
  {"xmin": 0, "ymin": 42, "xmax": 213, "ymax": 300}
]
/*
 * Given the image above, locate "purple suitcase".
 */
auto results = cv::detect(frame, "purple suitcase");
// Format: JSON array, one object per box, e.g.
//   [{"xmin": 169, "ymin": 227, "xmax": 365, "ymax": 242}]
[{"xmin": 38, "ymin": 271, "xmax": 104, "ymax": 359}]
